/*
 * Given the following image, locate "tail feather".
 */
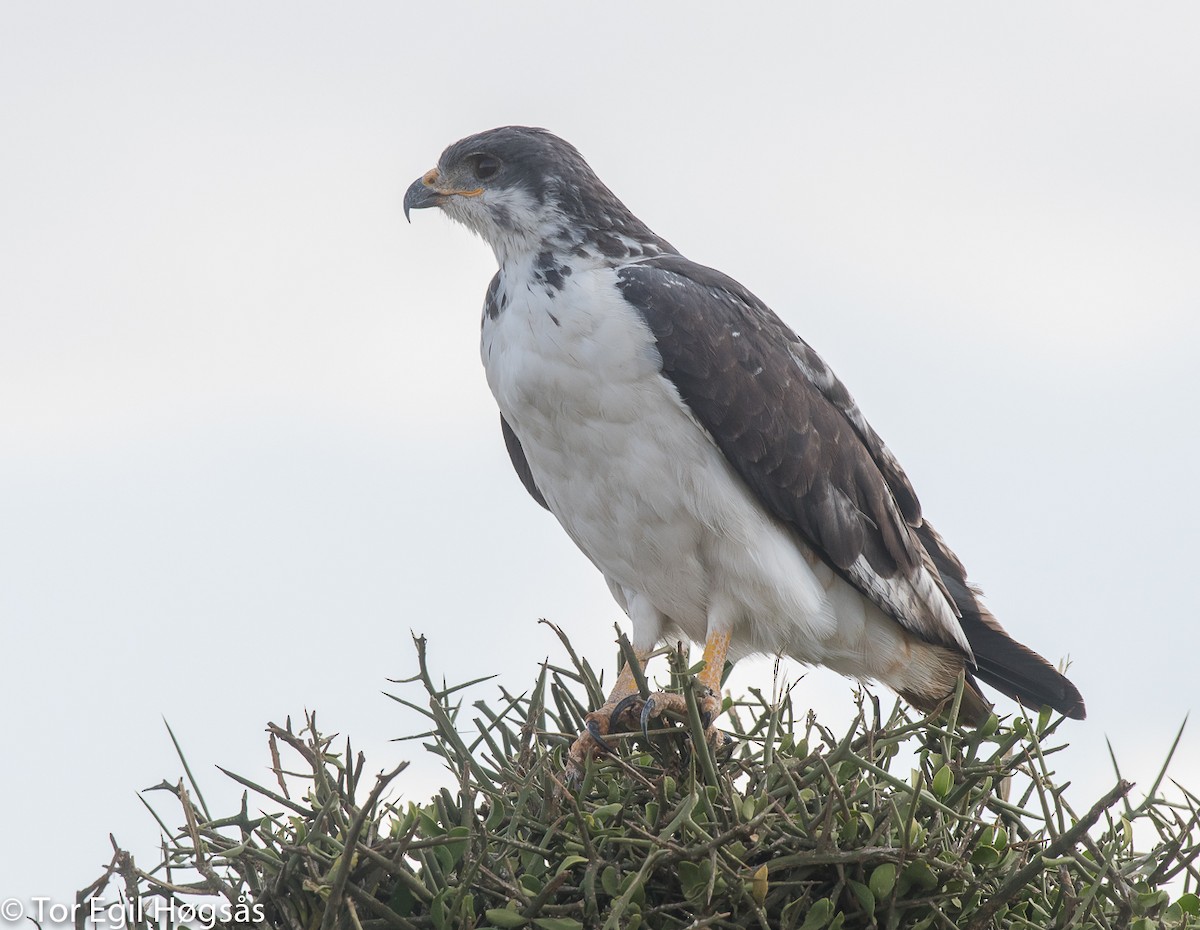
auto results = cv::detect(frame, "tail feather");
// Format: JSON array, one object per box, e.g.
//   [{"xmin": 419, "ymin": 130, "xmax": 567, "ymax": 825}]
[{"xmin": 916, "ymin": 522, "xmax": 1086, "ymax": 720}]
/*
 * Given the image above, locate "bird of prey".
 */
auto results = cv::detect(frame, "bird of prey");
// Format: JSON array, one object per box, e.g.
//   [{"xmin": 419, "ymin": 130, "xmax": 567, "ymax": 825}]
[{"xmin": 404, "ymin": 126, "xmax": 1085, "ymax": 772}]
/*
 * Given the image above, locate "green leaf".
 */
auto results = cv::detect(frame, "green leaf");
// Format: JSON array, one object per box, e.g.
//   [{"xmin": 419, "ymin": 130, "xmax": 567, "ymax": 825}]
[
  {"xmin": 903, "ymin": 860, "xmax": 938, "ymax": 892},
  {"xmin": 555, "ymin": 855, "xmax": 589, "ymax": 875},
  {"xmin": 484, "ymin": 909, "xmax": 528, "ymax": 929},
  {"xmin": 971, "ymin": 844, "xmax": 1001, "ymax": 866},
  {"xmin": 848, "ymin": 880, "xmax": 875, "ymax": 914},
  {"xmin": 868, "ymin": 862, "xmax": 896, "ymax": 900},
  {"xmin": 393, "ymin": 803, "xmax": 420, "ymax": 837},
  {"xmin": 781, "ymin": 897, "xmax": 807, "ymax": 926},
  {"xmin": 618, "ymin": 871, "xmax": 647, "ymax": 907},
  {"xmin": 1177, "ymin": 893, "xmax": 1200, "ymax": 916},
  {"xmin": 931, "ymin": 763, "xmax": 953, "ymax": 798},
  {"xmin": 799, "ymin": 897, "xmax": 834, "ymax": 930},
  {"xmin": 532, "ymin": 920, "xmax": 584, "ymax": 930},
  {"xmin": 485, "ymin": 799, "xmax": 506, "ymax": 830},
  {"xmin": 592, "ymin": 802, "xmax": 622, "ymax": 823},
  {"xmin": 600, "ymin": 865, "xmax": 619, "ymax": 896},
  {"xmin": 678, "ymin": 860, "xmax": 710, "ymax": 902},
  {"xmin": 418, "ymin": 806, "xmax": 442, "ymax": 838},
  {"xmin": 904, "ymin": 820, "xmax": 926, "ymax": 847}
]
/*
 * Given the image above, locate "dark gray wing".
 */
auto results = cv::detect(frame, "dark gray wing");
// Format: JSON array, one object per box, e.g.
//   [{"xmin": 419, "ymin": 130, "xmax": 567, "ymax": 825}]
[
  {"xmin": 501, "ymin": 414, "xmax": 549, "ymax": 510},
  {"xmin": 617, "ymin": 254, "xmax": 967, "ymax": 652}
]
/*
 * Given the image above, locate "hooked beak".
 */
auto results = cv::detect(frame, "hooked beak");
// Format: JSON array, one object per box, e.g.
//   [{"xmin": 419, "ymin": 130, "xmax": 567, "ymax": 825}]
[{"xmin": 403, "ymin": 168, "xmax": 484, "ymax": 222}]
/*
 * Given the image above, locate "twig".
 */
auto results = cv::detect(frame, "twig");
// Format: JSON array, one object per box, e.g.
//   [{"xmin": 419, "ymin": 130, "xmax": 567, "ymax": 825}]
[{"xmin": 966, "ymin": 780, "xmax": 1133, "ymax": 930}]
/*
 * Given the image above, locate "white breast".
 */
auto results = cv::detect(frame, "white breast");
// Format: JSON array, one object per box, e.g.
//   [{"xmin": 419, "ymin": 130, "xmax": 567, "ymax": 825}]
[{"xmin": 480, "ymin": 261, "xmax": 931, "ymax": 682}]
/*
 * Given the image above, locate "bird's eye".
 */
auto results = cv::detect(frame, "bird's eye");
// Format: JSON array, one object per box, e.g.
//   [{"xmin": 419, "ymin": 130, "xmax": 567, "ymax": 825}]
[{"xmin": 469, "ymin": 154, "xmax": 501, "ymax": 181}]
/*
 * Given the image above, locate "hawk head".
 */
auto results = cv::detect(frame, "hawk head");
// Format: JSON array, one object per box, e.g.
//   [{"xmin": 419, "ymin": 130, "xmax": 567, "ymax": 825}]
[{"xmin": 404, "ymin": 126, "xmax": 665, "ymax": 262}]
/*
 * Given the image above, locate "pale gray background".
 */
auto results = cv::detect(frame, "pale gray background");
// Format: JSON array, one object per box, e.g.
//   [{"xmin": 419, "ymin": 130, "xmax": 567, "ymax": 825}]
[{"xmin": 2, "ymin": 2, "xmax": 1197, "ymax": 904}]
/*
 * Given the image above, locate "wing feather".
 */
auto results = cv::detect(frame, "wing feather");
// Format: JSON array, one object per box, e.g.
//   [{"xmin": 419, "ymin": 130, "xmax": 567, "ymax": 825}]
[
  {"xmin": 617, "ymin": 255, "xmax": 967, "ymax": 653},
  {"xmin": 500, "ymin": 414, "xmax": 550, "ymax": 511}
]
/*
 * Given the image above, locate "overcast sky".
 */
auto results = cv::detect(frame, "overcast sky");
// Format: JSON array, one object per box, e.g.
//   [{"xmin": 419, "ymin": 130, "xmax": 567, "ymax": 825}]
[{"xmin": 2, "ymin": 2, "xmax": 1198, "ymax": 903}]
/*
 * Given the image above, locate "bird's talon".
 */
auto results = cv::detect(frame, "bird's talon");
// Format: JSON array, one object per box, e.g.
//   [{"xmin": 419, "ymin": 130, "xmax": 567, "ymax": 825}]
[
  {"xmin": 609, "ymin": 693, "xmax": 642, "ymax": 732},
  {"xmin": 585, "ymin": 718, "xmax": 613, "ymax": 754},
  {"xmin": 639, "ymin": 696, "xmax": 658, "ymax": 742}
]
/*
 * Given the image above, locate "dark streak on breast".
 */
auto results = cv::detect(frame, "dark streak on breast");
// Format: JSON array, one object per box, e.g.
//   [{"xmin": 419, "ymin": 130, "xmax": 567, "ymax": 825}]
[
  {"xmin": 483, "ymin": 272, "xmax": 506, "ymax": 320},
  {"xmin": 535, "ymin": 249, "xmax": 571, "ymax": 292}
]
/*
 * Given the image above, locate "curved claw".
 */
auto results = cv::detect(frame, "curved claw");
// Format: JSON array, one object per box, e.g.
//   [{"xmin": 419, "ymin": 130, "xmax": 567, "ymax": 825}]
[
  {"xmin": 585, "ymin": 718, "xmax": 614, "ymax": 755},
  {"xmin": 609, "ymin": 693, "xmax": 643, "ymax": 732},
  {"xmin": 700, "ymin": 687, "xmax": 722, "ymax": 726},
  {"xmin": 640, "ymin": 696, "xmax": 658, "ymax": 742}
]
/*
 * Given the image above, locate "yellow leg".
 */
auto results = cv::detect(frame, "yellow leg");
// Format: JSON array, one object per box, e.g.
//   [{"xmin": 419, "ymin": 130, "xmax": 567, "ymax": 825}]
[
  {"xmin": 698, "ymin": 628, "xmax": 731, "ymax": 692},
  {"xmin": 605, "ymin": 648, "xmax": 653, "ymax": 704},
  {"xmin": 637, "ymin": 627, "xmax": 729, "ymax": 749}
]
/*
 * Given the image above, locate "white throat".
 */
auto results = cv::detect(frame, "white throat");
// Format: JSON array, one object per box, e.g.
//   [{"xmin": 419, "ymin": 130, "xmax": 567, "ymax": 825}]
[{"xmin": 441, "ymin": 187, "xmax": 569, "ymax": 268}]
